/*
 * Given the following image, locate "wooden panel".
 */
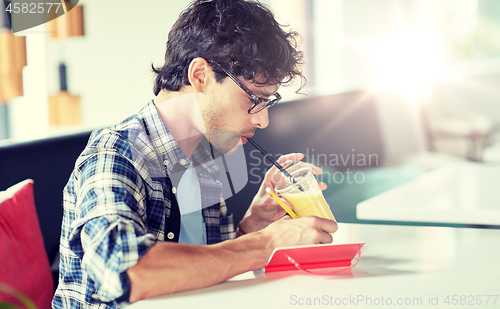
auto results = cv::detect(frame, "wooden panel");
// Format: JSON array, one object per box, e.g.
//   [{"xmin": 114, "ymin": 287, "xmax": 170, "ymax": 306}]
[
  {"xmin": 13, "ymin": 35, "xmax": 26, "ymax": 68},
  {"xmin": 0, "ymin": 29, "xmax": 26, "ymax": 102},
  {"xmin": 48, "ymin": 2, "xmax": 84, "ymax": 38},
  {"xmin": 48, "ymin": 91, "xmax": 82, "ymax": 125},
  {"xmin": 0, "ymin": 69, "xmax": 23, "ymax": 103},
  {"xmin": 0, "ymin": 29, "xmax": 11, "ymax": 67}
]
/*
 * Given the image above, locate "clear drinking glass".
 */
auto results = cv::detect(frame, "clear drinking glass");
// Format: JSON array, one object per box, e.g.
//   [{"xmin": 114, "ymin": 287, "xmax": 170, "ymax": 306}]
[{"xmin": 274, "ymin": 161, "xmax": 337, "ymax": 222}]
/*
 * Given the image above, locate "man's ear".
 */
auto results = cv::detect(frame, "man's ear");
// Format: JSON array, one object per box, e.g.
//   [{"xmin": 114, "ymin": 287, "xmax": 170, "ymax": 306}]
[{"xmin": 187, "ymin": 57, "xmax": 212, "ymax": 93}]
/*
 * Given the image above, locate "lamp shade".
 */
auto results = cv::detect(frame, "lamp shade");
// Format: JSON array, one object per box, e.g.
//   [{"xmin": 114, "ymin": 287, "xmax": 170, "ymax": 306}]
[
  {"xmin": 0, "ymin": 29, "xmax": 26, "ymax": 103},
  {"xmin": 48, "ymin": 1, "xmax": 84, "ymax": 38},
  {"xmin": 48, "ymin": 62, "xmax": 82, "ymax": 125},
  {"xmin": 48, "ymin": 91, "xmax": 82, "ymax": 125}
]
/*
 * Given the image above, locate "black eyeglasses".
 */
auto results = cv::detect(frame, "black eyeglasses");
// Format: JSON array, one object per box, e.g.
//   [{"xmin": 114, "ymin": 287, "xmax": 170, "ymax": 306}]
[{"xmin": 210, "ymin": 61, "xmax": 282, "ymax": 114}]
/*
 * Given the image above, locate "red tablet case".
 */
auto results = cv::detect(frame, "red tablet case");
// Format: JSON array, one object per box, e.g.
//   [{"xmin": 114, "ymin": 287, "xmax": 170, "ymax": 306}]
[{"xmin": 265, "ymin": 242, "xmax": 365, "ymax": 273}]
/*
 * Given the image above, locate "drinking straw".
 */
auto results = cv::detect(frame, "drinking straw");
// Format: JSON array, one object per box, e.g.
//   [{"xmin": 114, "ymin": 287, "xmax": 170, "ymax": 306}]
[
  {"xmin": 266, "ymin": 187, "xmax": 298, "ymax": 219},
  {"xmin": 247, "ymin": 138, "xmax": 305, "ymax": 192}
]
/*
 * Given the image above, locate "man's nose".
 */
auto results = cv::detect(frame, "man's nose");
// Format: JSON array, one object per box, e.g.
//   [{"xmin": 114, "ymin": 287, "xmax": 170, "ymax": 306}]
[{"xmin": 251, "ymin": 107, "xmax": 269, "ymax": 129}]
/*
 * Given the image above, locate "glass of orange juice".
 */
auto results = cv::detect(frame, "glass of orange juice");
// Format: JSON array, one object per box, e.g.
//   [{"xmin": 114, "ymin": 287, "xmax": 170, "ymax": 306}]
[{"xmin": 274, "ymin": 161, "xmax": 337, "ymax": 222}]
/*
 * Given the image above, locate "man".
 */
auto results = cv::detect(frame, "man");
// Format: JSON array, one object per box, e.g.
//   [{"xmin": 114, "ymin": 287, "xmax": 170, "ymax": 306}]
[{"xmin": 53, "ymin": 0, "xmax": 338, "ymax": 308}]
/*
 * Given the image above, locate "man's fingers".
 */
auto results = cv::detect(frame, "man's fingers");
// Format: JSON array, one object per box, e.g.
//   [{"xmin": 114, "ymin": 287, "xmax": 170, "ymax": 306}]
[
  {"xmin": 264, "ymin": 215, "xmax": 338, "ymax": 248},
  {"xmin": 318, "ymin": 231, "xmax": 334, "ymax": 244},
  {"xmin": 273, "ymin": 154, "xmax": 326, "ymax": 177},
  {"xmin": 277, "ymin": 153, "xmax": 304, "ymax": 164},
  {"xmin": 279, "ymin": 215, "xmax": 293, "ymax": 221},
  {"xmin": 313, "ymin": 216, "xmax": 338, "ymax": 234},
  {"xmin": 317, "ymin": 180, "xmax": 327, "ymax": 190},
  {"xmin": 296, "ymin": 217, "xmax": 337, "ymax": 244}
]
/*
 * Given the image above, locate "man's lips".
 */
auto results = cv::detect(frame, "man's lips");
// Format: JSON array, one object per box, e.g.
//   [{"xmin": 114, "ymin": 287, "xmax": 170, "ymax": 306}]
[{"xmin": 241, "ymin": 135, "xmax": 253, "ymax": 144}]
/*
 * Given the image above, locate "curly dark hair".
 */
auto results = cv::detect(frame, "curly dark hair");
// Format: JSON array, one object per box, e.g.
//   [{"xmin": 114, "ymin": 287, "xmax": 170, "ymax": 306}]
[{"xmin": 152, "ymin": 0, "xmax": 305, "ymax": 95}]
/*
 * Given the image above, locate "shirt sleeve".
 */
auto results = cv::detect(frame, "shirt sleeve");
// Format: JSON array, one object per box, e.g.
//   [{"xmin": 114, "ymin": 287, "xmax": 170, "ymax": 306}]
[
  {"xmin": 218, "ymin": 197, "xmax": 235, "ymax": 241},
  {"xmin": 68, "ymin": 149, "xmax": 156, "ymax": 305}
]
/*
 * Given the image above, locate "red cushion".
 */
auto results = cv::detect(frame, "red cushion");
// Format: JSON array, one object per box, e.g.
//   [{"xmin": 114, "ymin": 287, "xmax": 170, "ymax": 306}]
[{"xmin": 0, "ymin": 180, "xmax": 53, "ymax": 309}]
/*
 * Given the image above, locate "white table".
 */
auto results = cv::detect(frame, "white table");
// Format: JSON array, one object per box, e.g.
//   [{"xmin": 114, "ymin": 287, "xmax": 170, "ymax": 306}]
[
  {"xmin": 357, "ymin": 162, "xmax": 500, "ymax": 225},
  {"xmin": 126, "ymin": 223, "xmax": 500, "ymax": 309}
]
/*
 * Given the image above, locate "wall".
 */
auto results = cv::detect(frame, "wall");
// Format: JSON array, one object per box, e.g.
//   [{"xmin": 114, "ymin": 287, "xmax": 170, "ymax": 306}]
[
  {"xmin": 4, "ymin": 0, "xmax": 500, "ymax": 150},
  {"xmin": 8, "ymin": 0, "xmax": 191, "ymax": 140}
]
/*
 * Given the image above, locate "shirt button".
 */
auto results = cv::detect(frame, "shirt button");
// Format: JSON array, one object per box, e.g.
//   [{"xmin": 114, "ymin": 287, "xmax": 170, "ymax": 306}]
[
  {"xmin": 163, "ymin": 160, "xmax": 169, "ymax": 166},
  {"xmin": 179, "ymin": 158, "xmax": 187, "ymax": 165},
  {"xmin": 172, "ymin": 187, "xmax": 177, "ymax": 194},
  {"xmin": 167, "ymin": 232, "xmax": 174, "ymax": 240}
]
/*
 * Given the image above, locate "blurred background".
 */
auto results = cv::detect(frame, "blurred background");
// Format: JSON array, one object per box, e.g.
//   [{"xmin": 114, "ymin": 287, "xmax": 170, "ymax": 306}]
[
  {"xmin": 1, "ymin": 1, "xmax": 499, "ymax": 301},
  {"xmin": 1, "ymin": 0, "xmax": 499, "ymax": 157},
  {"xmin": 0, "ymin": 0, "xmax": 500, "ymax": 284},
  {"xmin": 1, "ymin": 0, "xmax": 499, "ymax": 225}
]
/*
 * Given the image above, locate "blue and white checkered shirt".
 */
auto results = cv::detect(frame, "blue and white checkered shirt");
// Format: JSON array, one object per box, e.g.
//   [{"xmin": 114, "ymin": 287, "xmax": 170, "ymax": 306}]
[{"xmin": 53, "ymin": 101, "xmax": 235, "ymax": 308}]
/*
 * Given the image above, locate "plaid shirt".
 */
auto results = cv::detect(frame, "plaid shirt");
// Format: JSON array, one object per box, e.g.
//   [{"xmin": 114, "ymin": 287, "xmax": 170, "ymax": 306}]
[{"xmin": 53, "ymin": 101, "xmax": 235, "ymax": 309}]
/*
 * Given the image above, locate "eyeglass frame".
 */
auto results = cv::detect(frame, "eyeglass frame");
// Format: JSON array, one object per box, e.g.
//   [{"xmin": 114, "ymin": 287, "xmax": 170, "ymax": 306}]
[{"xmin": 209, "ymin": 61, "xmax": 282, "ymax": 114}]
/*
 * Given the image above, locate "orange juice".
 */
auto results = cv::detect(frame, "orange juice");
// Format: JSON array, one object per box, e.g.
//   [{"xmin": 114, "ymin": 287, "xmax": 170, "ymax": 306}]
[
  {"xmin": 281, "ymin": 187, "xmax": 336, "ymax": 221},
  {"xmin": 274, "ymin": 161, "xmax": 337, "ymax": 224}
]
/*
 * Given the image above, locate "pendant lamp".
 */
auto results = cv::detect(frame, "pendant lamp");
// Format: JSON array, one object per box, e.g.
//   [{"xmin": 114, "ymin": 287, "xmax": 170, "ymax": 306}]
[
  {"xmin": 48, "ymin": 62, "xmax": 81, "ymax": 125},
  {"xmin": 47, "ymin": 0, "xmax": 84, "ymax": 38},
  {"xmin": 0, "ymin": 8, "xmax": 26, "ymax": 103}
]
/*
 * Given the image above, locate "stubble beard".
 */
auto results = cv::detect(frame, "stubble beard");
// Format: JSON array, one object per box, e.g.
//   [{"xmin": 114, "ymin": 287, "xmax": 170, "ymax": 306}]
[{"xmin": 201, "ymin": 101, "xmax": 241, "ymax": 155}]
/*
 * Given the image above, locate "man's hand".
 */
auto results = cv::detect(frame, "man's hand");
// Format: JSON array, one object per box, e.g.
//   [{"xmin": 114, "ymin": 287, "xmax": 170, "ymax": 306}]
[
  {"xmin": 237, "ymin": 153, "xmax": 328, "ymax": 235},
  {"xmin": 259, "ymin": 216, "xmax": 338, "ymax": 247},
  {"xmin": 128, "ymin": 215, "xmax": 337, "ymax": 303}
]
